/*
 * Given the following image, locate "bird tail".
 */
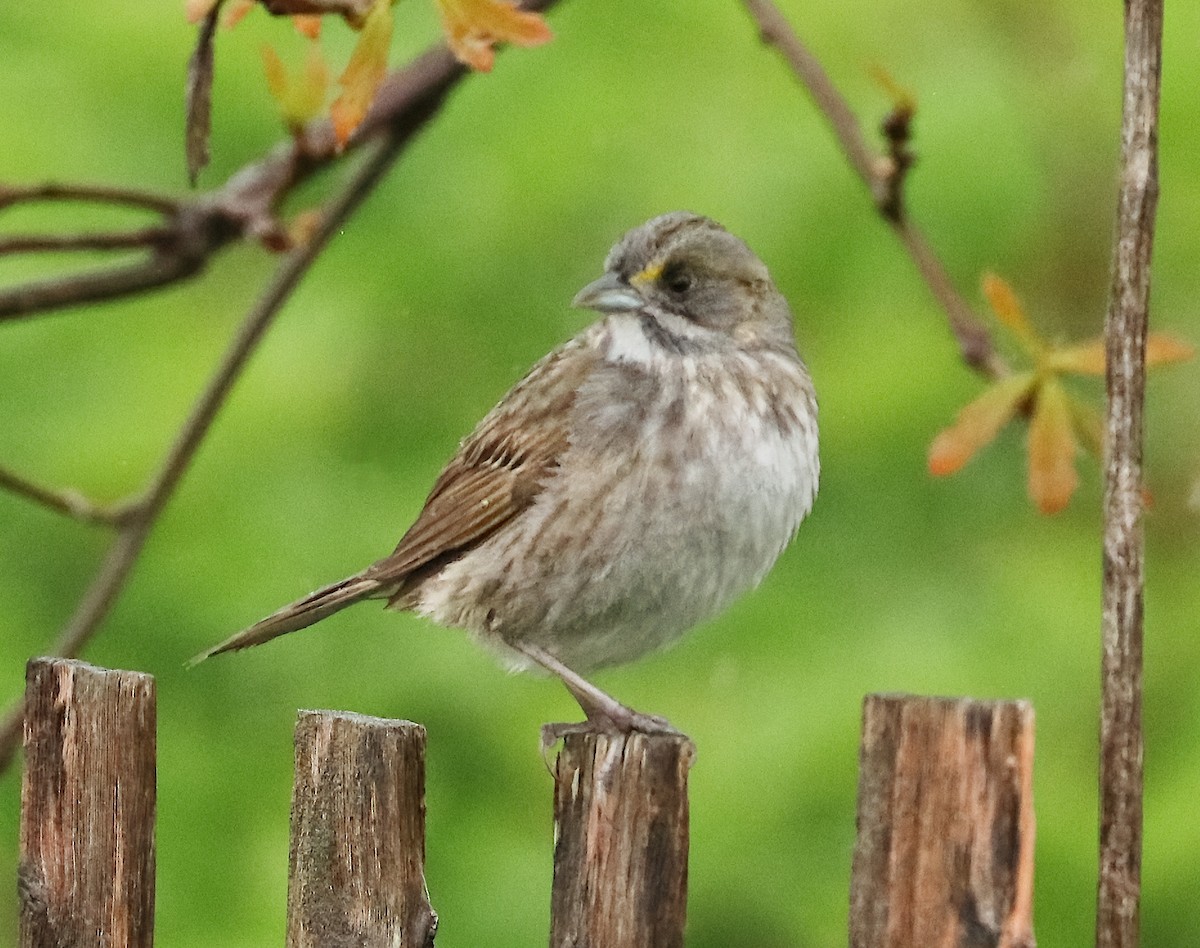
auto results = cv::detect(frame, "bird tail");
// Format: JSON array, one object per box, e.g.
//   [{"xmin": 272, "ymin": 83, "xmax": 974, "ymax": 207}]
[{"xmin": 188, "ymin": 573, "xmax": 384, "ymax": 666}]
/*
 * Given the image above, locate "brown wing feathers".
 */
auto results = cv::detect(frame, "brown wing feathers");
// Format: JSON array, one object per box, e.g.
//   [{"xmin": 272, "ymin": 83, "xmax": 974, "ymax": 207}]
[
  {"xmin": 369, "ymin": 345, "xmax": 585, "ymax": 587},
  {"xmin": 192, "ymin": 343, "xmax": 587, "ymax": 663}
]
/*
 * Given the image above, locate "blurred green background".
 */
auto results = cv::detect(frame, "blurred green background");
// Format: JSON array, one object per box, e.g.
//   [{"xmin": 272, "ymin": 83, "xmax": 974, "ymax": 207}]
[{"xmin": 2, "ymin": 0, "xmax": 1198, "ymax": 944}]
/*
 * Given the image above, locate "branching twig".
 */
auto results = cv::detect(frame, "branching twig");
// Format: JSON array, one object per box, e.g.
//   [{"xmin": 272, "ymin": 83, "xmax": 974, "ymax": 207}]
[
  {"xmin": 1097, "ymin": 0, "xmax": 1162, "ymax": 943},
  {"xmin": 0, "ymin": 466, "xmax": 130, "ymax": 527},
  {"xmin": 0, "ymin": 228, "xmax": 175, "ymax": 255},
  {"xmin": 0, "ymin": 0, "xmax": 568, "ymax": 772},
  {"xmin": 740, "ymin": 0, "xmax": 1007, "ymax": 379},
  {"xmin": 0, "ymin": 132, "xmax": 414, "ymax": 774},
  {"xmin": 0, "ymin": 182, "xmax": 180, "ymax": 215},
  {"xmin": 0, "ymin": 44, "xmax": 469, "ymax": 322}
]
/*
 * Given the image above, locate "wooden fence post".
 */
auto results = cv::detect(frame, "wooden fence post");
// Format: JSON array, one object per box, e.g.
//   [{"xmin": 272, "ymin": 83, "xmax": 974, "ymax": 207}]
[
  {"xmin": 286, "ymin": 710, "xmax": 437, "ymax": 948},
  {"xmin": 549, "ymin": 731, "xmax": 694, "ymax": 948},
  {"xmin": 19, "ymin": 657, "xmax": 157, "ymax": 948},
  {"xmin": 849, "ymin": 693, "xmax": 1036, "ymax": 948}
]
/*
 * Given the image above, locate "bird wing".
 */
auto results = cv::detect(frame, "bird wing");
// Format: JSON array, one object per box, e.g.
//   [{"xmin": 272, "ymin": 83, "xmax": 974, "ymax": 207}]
[
  {"xmin": 365, "ymin": 338, "xmax": 594, "ymax": 587},
  {"xmin": 191, "ymin": 337, "xmax": 598, "ymax": 664}
]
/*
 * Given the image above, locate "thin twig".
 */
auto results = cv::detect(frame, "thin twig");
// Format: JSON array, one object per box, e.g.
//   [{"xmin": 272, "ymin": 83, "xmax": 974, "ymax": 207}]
[
  {"xmin": 0, "ymin": 242, "xmax": 219, "ymax": 320},
  {"xmin": 0, "ymin": 182, "xmax": 180, "ymax": 215},
  {"xmin": 0, "ymin": 466, "xmax": 130, "ymax": 527},
  {"xmin": 0, "ymin": 137, "xmax": 399, "ymax": 773},
  {"xmin": 0, "ymin": 46, "xmax": 466, "ymax": 321},
  {"xmin": 1096, "ymin": 0, "xmax": 1161, "ymax": 943},
  {"xmin": 0, "ymin": 228, "xmax": 174, "ymax": 254},
  {"xmin": 1, "ymin": 0, "xmax": 558, "ymax": 321},
  {"xmin": 739, "ymin": 0, "xmax": 1007, "ymax": 379}
]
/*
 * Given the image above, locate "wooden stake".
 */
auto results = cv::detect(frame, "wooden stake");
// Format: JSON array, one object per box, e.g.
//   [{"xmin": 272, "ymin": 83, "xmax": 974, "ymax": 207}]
[
  {"xmin": 19, "ymin": 657, "xmax": 157, "ymax": 948},
  {"xmin": 849, "ymin": 694, "xmax": 1036, "ymax": 948},
  {"xmin": 286, "ymin": 710, "xmax": 437, "ymax": 948},
  {"xmin": 1098, "ymin": 0, "xmax": 1162, "ymax": 943},
  {"xmin": 549, "ymin": 731, "xmax": 694, "ymax": 948}
]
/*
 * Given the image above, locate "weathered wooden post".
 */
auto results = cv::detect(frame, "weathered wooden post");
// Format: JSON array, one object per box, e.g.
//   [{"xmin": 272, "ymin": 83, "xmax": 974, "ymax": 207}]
[
  {"xmin": 849, "ymin": 693, "xmax": 1036, "ymax": 948},
  {"xmin": 19, "ymin": 657, "xmax": 157, "ymax": 948},
  {"xmin": 286, "ymin": 710, "xmax": 438, "ymax": 948},
  {"xmin": 549, "ymin": 731, "xmax": 694, "ymax": 948}
]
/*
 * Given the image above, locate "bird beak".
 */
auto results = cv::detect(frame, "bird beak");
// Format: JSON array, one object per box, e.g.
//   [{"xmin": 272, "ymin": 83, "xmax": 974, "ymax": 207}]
[{"xmin": 572, "ymin": 271, "xmax": 644, "ymax": 313}]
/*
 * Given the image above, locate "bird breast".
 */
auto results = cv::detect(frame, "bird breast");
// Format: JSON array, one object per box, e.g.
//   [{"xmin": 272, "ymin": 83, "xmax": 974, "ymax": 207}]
[{"xmin": 415, "ymin": 314, "xmax": 819, "ymax": 672}]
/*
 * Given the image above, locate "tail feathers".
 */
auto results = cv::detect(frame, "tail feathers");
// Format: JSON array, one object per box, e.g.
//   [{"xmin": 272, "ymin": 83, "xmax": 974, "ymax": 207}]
[{"xmin": 189, "ymin": 574, "xmax": 384, "ymax": 666}]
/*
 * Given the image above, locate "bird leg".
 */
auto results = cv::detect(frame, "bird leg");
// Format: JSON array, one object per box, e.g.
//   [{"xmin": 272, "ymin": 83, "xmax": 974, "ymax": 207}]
[{"xmin": 512, "ymin": 642, "xmax": 680, "ymax": 747}]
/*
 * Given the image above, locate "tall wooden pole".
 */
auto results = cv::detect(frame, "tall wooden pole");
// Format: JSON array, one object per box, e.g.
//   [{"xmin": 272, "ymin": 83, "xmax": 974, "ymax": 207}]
[{"xmin": 1097, "ymin": 0, "xmax": 1163, "ymax": 943}]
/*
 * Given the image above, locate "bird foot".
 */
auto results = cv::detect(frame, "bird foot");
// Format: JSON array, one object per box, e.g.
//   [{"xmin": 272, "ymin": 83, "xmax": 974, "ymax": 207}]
[
  {"xmin": 510, "ymin": 642, "xmax": 683, "ymax": 758},
  {"xmin": 538, "ymin": 708, "xmax": 682, "ymax": 760}
]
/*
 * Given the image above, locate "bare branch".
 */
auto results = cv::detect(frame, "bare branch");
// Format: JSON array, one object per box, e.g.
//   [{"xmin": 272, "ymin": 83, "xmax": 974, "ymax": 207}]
[
  {"xmin": 744, "ymin": 0, "xmax": 878, "ymax": 194},
  {"xmin": 0, "ymin": 41, "xmax": 470, "ymax": 321},
  {"xmin": 0, "ymin": 45, "xmax": 478, "ymax": 772},
  {"xmin": 0, "ymin": 222, "xmax": 224, "ymax": 318},
  {"xmin": 0, "ymin": 0, "xmax": 560, "ymax": 774},
  {"xmin": 0, "ymin": 227, "xmax": 174, "ymax": 254},
  {"xmin": 1097, "ymin": 0, "xmax": 1162, "ymax": 943},
  {"xmin": 740, "ymin": 0, "xmax": 1007, "ymax": 379},
  {"xmin": 0, "ymin": 139, "xmax": 404, "ymax": 775},
  {"xmin": 0, "ymin": 466, "xmax": 131, "ymax": 527},
  {"xmin": 0, "ymin": 0, "xmax": 571, "ymax": 772},
  {"xmin": 0, "ymin": 0, "xmax": 571, "ymax": 322},
  {"xmin": 0, "ymin": 182, "xmax": 180, "ymax": 215}
]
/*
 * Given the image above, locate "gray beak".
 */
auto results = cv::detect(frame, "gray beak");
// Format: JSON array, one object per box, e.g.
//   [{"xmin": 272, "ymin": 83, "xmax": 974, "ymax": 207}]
[{"xmin": 572, "ymin": 271, "xmax": 644, "ymax": 313}]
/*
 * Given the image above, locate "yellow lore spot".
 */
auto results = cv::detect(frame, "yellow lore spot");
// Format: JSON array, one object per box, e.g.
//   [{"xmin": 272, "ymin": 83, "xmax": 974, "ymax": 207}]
[{"xmin": 630, "ymin": 261, "xmax": 664, "ymax": 286}]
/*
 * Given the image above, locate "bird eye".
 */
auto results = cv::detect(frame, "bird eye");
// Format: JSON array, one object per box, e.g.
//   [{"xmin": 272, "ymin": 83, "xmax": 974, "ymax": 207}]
[{"xmin": 661, "ymin": 263, "xmax": 693, "ymax": 295}]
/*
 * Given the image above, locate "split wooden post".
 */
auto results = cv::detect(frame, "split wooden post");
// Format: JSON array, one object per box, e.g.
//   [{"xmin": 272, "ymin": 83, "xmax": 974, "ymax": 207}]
[
  {"xmin": 286, "ymin": 710, "xmax": 437, "ymax": 948},
  {"xmin": 849, "ymin": 693, "xmax": 1036, "ymax": 948},
  {"xmin": 19, "ymin": 657, "xmax": 157, "ymax": 948},
  {"xmin": 549, "ymin": 731, "xmax": 694, "ymax": 948}
]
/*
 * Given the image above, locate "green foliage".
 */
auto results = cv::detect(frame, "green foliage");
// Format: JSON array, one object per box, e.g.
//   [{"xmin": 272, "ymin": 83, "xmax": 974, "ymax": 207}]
[{"xmin": 2, "ymin": 0, "xmax": 1199, "ymax": 946}]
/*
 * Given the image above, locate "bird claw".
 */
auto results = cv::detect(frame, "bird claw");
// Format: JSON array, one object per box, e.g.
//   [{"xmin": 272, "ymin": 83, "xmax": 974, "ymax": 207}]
[{"xmin": 538, "ymin": 710, "xmax": 683, "ymax": 762}]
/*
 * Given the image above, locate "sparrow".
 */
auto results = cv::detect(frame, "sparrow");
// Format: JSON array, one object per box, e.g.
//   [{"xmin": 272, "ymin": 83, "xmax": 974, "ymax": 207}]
[{"xmin": 193, "ymin": 212, "xmax": 819, "ymax": 736}]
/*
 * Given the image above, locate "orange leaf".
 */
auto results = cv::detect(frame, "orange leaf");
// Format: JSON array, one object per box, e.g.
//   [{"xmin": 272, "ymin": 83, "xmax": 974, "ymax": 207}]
[
  {"xmin": 293, "ymin": 14, "xmax": 322, "ymax": 39},
  {"xmin": 287, "ymin": 208, "xmax": 324, "ymax": 247},
  {"xmin": 262, "ymin": 43, "xmax": 288, "ymax": 100},
  {"xmin": 261, "ymin": 45, "xmax": 289, "ymax": 104},
  {"xmin": 928, "ymin": 373, "xmax": 1035, "ymax": 476},
  {"xmin": 982, "ymin": 272, "xmax": 1045, "ymax": 361},
  {"xmin": 1027, "ymin": 379, "xmax": 1078, "ymax": 514},
  {"xmin": 436, "ymin": 0, "xmax": 553, "ymax": 72},
  {"xmin": 223, "ymin": 0, "xmax": 254, "ymax": 28},
  {"xmin": 1047, "ymin": 338, "xmax": 1105, "ymax": 375},
  {"xmin": 1146, "ymin": 332, "xmax": 1195, "ymax": 366},
  {"xmin": 330, "ymin": 0, "xmax": 393, "ymax": 145},
  {"xmin": 185, "ymin": 0, "xmax": 221, "ymax": 25},
  {"xmin": 1049, "ymin": 330, "xmax": 1194, "ymax": 376}
]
